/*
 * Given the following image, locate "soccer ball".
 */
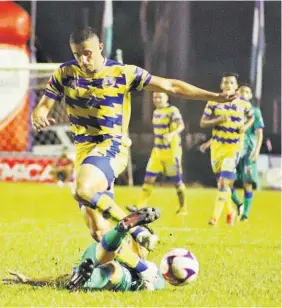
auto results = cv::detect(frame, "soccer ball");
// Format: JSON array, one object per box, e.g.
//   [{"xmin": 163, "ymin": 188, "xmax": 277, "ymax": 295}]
[{"xmin": 160, "ymin": 248, "xmax": 199, "ymax": 286}]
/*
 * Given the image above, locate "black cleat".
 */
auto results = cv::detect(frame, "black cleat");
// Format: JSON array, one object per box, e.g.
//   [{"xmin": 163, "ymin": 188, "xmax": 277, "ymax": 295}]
[
  {"xmin": 240, "ymin": 215, "xmax": 248, "ymax": 222},
  {"xmin": 117, "ymin": 207, "xmax": 161, "ymax": 231},
  {"xmin": 66, "ymin": 258, "xmax": 94, "ymax": 292},
  {"xmin": 126, "ymin": 205, "xmax": 138, "ymax": 213}
]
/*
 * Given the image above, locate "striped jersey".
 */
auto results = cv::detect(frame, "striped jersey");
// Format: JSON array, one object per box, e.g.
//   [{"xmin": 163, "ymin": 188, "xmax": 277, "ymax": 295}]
[
  {"xmin": 44, "ymin": 58, "xmax": 151, "ymax": 143},
  {"xmin": 152, "ymin": 104, "xmax": 183, "ymax": 156},
  {"xmin": 203, "ymin": 99, "xmax": 253, "ymax": 151}
]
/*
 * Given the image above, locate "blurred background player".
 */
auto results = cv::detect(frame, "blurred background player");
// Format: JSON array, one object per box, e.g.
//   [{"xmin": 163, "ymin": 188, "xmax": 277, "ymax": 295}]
[
  {"xmin": 127, "ymin": 92, "xmax": 187, "ymax": 215},
  {"xmin": 231, "ymin": 84, "xmax": 264, "ymax": 221},
  {"xmin": 51, "ymin": 146, "xmax": 73, "ymax": 187},
  {"xmin": 200, "ymin": 73, "xmax": 254, "ymax": 226},
  {"xmin": 31, "ymin": 27, "xmax": 236, "ymax": 245},
  {"xmin": 4, "ymin": 208, "xmax": 164, "ymax": 292}
]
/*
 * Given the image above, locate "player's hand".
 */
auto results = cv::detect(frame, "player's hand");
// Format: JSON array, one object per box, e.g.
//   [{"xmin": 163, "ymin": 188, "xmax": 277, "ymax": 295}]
[
  {"xmin": 2, "ymin": 270, "xmax": 29, "ymax": 284},
  {"xmin": 239, "ymin": 125, "xmax": 248, "ymax": 134},
  {"xmin": 218, "ymin": 115, "xmax": 231, "ymax": 123},
  {"xmin": 215, "ymin": 92, "xmax": 238, "ymax": 103},
  {"xmin": 163, "ymin": 132, "xmax": 174, "ymax": 143},
  {"xmin": 31, "ymin": 115, "xmax": 56, "ymax": 132},
  {"xmin": 200, "ymin": 143, "xmax": 209, "ymax": 153},
  {"xmin": 250, "ymin": 151, "xmax": 259, "ymax": 162}
]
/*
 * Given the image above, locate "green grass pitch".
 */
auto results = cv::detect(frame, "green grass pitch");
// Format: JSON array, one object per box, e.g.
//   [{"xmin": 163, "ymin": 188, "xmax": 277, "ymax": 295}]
[{"xmin": 0, "ymin": 182, "xmax": 280, "ymax": 307}]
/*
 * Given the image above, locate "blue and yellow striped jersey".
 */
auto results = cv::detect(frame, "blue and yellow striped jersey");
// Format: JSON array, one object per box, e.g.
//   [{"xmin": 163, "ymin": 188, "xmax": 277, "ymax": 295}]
[
  {"xmin": 152, "ymin": 104, "xmax": 183, "ymax": 156},
  {"xmin": 203, "ymin": 99, "xmax": 253, "ymax": 151},
  {"xmin": 45, "ymin": 58, "xmax": 151, "ymax": 143}
]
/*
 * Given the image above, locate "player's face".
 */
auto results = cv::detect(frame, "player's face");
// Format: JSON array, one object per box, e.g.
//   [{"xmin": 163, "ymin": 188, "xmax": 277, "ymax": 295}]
[
  {"xmin": 70, "ymin": 36, "xmax": 104, "ymax": 73},
  {"xmin": 238, "ymin": 86, "xmax": 253, "ymax": 101},
  {"xmin": 220, "ymin": 76, "xmax": 238, "ymax": 93},
  {"xmin": 152, "ymin": 92, "xmax": 168, "ymax": 108}
]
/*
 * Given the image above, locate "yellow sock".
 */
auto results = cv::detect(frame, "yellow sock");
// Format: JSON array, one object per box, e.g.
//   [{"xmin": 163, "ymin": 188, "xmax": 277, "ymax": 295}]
[
  {"xmin": 92, "ymin": 192, "xmax": 127, "ymax": 221},
  {"xmin": 212, "ymin": 189, "xmax": 228, "ymax": 221},
  {"xmin": 224, "ymin": 188, "xmax": 233, "ymax": 215},
  {"xmin": 136, "ymin": 183, "xmax": 153, "ymax": 208},
  {"xmin": 115, "ymin": 241, "xmax": 139, "ymax": 268},
  {"xmin": 176, "ymin": 183, "xmax": 186, "ymax": 208}
]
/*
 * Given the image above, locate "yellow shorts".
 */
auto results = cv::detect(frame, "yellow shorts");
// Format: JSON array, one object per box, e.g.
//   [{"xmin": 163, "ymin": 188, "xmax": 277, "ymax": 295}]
[
  {"xmin": 74, "ymin": 136, "xmax": 130, "ymax": 189},
  {"xmin": 211, "ymin": 146, "xmax": 239, "ymax": 180},
  {"xmin": 145, "ymin": 152, "xmax": 183, "ymax": 184}
]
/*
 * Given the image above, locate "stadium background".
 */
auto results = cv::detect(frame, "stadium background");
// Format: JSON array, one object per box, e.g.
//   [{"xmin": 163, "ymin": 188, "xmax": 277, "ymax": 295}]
[{"xmin": 0, "ymin": 1, "xmax": 281, "ymax": 187}]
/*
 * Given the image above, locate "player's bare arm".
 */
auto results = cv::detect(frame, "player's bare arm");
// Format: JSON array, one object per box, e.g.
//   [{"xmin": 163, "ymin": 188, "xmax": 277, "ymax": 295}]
[
  {"xmin": 251, "ymin": 128, "xmax": 263, "ymax": 162},
  {"xmin": 200, "ymin": 138, "xmax": 212, "ymax": 153},
  {"xmin": 163, "ymin": 119, "xmax": 185, "ymax": 141},
  {"xmin": 200, "ymin": 115, "xmax": 229, "ymax": 128},
  {"xmin": 144, "ymin": 76, "xmax": 237, "ymax": 103},
  {"xmin": 31, "ymin": 95, "xmax": 56, "ymax": 131},
  {"xmin": 239, "ymin": 115, "xmax": 255, "ymax": 133}
]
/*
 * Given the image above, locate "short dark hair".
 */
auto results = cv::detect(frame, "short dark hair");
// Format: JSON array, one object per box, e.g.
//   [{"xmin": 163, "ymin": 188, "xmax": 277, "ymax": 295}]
[
  {"xmin": 69, "ymin": 27, "xmax": 99, "ymax": 44},
  {"xmin": 239, "ymin": 82, "xmax": 253, "ymax": 91},
  {"xmin": 221, "ymin": 72, "xmax": 239, "ymax": 81}
]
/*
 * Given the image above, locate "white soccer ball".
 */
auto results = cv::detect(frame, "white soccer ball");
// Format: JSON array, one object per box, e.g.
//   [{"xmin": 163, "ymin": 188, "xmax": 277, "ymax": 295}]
[{"xmin": 160, "ymin": 248, "xmax": 199, "ymax": 286}]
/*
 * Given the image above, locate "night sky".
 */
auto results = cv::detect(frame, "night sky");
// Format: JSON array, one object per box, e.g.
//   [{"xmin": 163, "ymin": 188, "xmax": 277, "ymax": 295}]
[{"xmin": 17, "ymin": 1, "xmax": 281, "ymax": 133}]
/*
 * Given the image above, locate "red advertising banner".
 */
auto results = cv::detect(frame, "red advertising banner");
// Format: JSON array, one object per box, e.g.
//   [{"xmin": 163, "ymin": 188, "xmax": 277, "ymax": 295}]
[{"xmin": 0, "ymin": 157, "xmax": 56, "ymax": 182}]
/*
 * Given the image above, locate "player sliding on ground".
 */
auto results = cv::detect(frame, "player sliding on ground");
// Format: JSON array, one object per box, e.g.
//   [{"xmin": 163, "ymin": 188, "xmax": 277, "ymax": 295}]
[
  {"xmin": 4, "ymin": 208, "xmax": 165, "ymax": 291},
  {"xmin": 31, "ymin": 27, "xmax": 237, "ymax": 245},
  {"xmin": 127, "ymin": 92, "xmax": 187, "ymax": 215},
  {"xmin": 200, "ymin": 73, "xmax": 254, "ymax": 226}
]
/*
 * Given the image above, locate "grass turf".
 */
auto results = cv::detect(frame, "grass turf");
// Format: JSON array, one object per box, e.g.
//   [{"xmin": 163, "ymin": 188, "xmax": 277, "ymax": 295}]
[{"xmin": 0, "ymin": 182, "xmax": 280, "ymax": 307}]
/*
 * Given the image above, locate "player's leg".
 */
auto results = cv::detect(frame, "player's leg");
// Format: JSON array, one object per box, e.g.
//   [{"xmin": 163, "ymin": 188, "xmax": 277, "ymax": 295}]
[
  {"xmin": 173, "ymin": 157, "xmax": 187, "ymax": 215},
  {"xmin": 68, "ymin": 208, "xmax": 161, "ymax": 291},
  {"xmin": 209, "ymin": 150, "xmax": 236, "ymax": 225},
  {"xmin": 74, "ymin": 140, "xmax": 135, "ymax": 221},
  {"xmin": 231, "ymin": 158, "xmax": 243, "ymax": 215},
  {"xmin": 164, "ymin": 156, "xmax": 187, "ymax": 214},
  {"xmin": 127, "ymin": 156, "xmax": 162, "ymax": 212},
  {"xmin": 241, "ymin": 158, "xmax": 257, "ymax": 221}
]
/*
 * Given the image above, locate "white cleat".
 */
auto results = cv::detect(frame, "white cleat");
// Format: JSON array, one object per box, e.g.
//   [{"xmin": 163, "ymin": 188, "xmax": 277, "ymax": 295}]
[{"xmin": 136, "ymin": 232, "xmax": 159, "ymax": 251}]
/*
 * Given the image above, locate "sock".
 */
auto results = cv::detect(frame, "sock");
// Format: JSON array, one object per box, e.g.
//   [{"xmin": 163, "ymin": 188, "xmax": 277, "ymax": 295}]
[
  {"xmin": 101, "ymin": 227, "xmax": 128, "ymax": 252},
  {"xmin": 224, "ymin": 188, "xmax": 233, "ymax": 215},
  {"xmin": 90, "ymin": 192, "xmax": 127, "ymax": 221},
  {"xmin": 116, "ymin": 243, "xmax": 148, "ymax": 273},
  {"xmin": 243, "ymin": 191, "xmax": 253, "ymax": 217},
  {"xmin": 231, "ymin": 187, "xmax": 242, "ymax": 206},
  {"xmin": 136, "ymin": 183, "xmax": 153, "ymax": 208},
  {"xmin": 83, "ymin": 265, "xmax": 111, "ymax": 289},
  {"xmin": 212, "ymin": 188, "xmax": 228, "ymax": 221},
  {"xmin": 176, "ymin": 183, "xmax": 186, "ymax": 209}
]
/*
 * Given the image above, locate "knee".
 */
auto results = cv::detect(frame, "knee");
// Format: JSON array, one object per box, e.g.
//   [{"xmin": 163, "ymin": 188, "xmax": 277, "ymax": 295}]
[
  {"xmin": 75, "ymin": 183, "xmax": 96, "ymax": 203},
  {"xmin": 175, "ymin": 181, "xmax": 185, "ymax": 190},
  {"xmin": 244, "ymin": 183, "xmax": 252, "ymax": 192},
  {"xmin": 144, "ymin": 176, "xmax": 155, "ymax": 185},
  {"xmin": 89, "ymin": 229, "xmax": 103, "ymax": 242},
  {"xmin": 218, "ymin": 178, "xmax": 229, "ymax": 190}
]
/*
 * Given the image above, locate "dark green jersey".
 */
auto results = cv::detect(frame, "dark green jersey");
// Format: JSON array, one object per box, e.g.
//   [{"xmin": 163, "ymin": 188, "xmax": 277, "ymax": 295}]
[{"xmin": 242, "ymin": 104, "xmax": 264, "ymax": 155}]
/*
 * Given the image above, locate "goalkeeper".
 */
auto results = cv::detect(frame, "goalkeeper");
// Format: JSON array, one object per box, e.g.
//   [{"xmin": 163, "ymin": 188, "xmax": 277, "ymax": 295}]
[{"xmin": 3, "ymin": 208, "xmax": 164, "ymax": 292}]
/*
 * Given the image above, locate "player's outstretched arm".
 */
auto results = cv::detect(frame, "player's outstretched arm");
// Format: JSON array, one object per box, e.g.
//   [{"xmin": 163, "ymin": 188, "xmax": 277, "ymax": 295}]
[
  {"xmin": 144, "ymin": 76, "xmax": 237, "ymax": 103},
  {"xmin": 31, "ymin": 95, "xmax": 56, "ymax": 132}
]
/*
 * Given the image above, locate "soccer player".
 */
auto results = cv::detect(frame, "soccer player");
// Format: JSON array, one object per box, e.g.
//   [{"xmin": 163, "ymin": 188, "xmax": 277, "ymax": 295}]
[
  {"xmin": 127, "ymin": 92, "xmax": 187, "ymax": 215},
  {"xmin": 4, "ymin": 208, "xmax": 164, "ymax": 291},
  {"xmin": 200, "ymin": 73, "xmax": 254, "ymax": 226},
  {"xmin": 51, "ymin": 146, "xmax": 73, "ymax": 187},
  {"xmin": 230, "ymin": 84, "xmax": 264, "ymax": 221},
  {"xmin": 31, "ymin": 27, "xmax": 236, "ymax": 241}
]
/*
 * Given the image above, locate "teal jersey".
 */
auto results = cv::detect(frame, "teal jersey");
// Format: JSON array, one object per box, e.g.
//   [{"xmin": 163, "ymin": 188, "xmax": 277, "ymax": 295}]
[{"xmin": 242, "ymin": 104, "xmax": 264, "ymax": 155}]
